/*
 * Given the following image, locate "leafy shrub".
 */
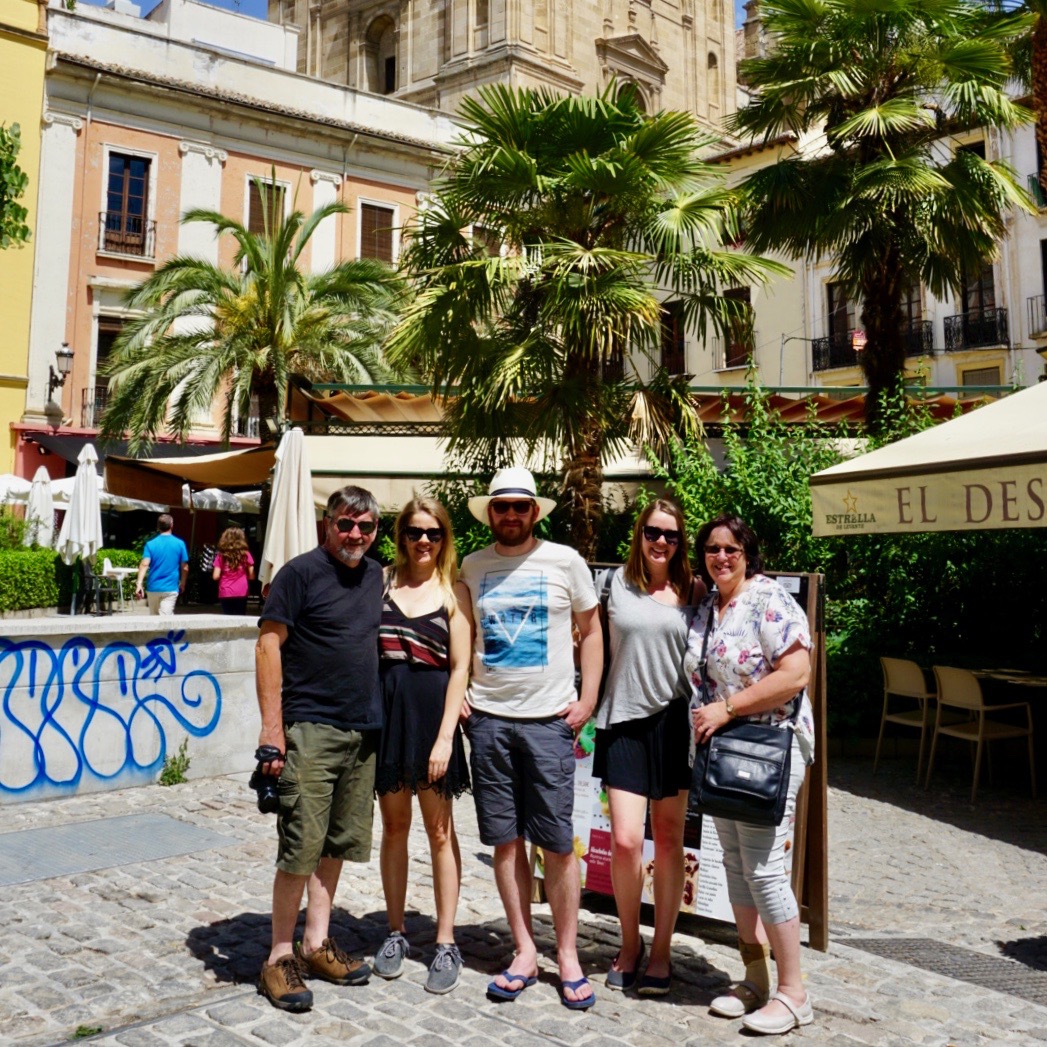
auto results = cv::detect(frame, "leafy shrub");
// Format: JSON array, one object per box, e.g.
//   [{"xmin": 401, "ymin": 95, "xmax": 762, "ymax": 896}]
[
  {"xmin": 0, "ymin": 508, "xmax": 27, "ymax": 550},
  {"xmin": 0, "ymin": 549, "xmax": 60, "ymax": 611}
]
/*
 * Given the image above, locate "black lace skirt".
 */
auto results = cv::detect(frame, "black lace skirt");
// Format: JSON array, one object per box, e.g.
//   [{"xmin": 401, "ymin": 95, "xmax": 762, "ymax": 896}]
[{"xmin": 375, "ymin": 661, "xmax": 470, "ymax": 800}]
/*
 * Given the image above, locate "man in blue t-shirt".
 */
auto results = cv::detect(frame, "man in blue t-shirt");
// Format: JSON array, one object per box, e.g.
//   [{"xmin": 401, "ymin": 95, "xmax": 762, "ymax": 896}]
[{"xmin": 135, "ymin": 514, "xmax": 189, "ymax": 615}]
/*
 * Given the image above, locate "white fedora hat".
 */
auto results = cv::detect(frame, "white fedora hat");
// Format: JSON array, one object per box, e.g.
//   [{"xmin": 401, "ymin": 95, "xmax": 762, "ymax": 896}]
[{"xmin": 468, "ymin": 467, "xmax": 557, "ymax": 524}]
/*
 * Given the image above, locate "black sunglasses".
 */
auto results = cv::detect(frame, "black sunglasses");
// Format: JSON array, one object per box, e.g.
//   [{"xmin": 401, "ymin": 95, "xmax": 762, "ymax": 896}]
[
  {"xmin": 642, "ymin": 525, "xmax": 680, "ymax": 545},
  {"xmin": 404, "ymin": 526, "xmax": 444, "ymax": 543},
  {"xmin": 704, "ymin": 543, "xmax": 742, "ymax": 557},
  {"xmin": 490, "ymin": 499, "xmax": 534, "ymax": 515},
  {"xmin": 332, "ymin": 517, "xmax": 377, "ymax": 535}
]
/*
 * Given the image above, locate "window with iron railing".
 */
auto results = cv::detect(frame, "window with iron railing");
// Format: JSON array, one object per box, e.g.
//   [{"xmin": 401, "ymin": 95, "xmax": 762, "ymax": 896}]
[
  {"xmin": 102, "ymin": 153, "xmax": 154, "ymax": 256},
  {"xmin": 943, "ymin": 307, "xmax": 1008, "ymax": 351}
]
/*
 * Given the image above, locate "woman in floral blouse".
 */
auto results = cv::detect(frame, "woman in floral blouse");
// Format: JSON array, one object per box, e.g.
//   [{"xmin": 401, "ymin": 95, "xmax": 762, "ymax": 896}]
[{"xmin": 684, "ymin": 514, "xmax": 815, "ymax": 1037}]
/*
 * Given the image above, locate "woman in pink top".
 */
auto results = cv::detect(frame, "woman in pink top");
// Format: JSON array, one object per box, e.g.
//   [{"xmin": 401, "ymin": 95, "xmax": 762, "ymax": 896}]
[{"xmin": 212, "ymin": 526, "xmax": 255, "ymax": 614}]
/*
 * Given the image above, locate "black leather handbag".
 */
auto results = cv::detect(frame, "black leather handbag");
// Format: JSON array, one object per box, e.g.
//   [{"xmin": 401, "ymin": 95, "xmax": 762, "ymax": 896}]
[{"xmin": 691, "ymin": 607, "xmax": 797, "ymax": 827}]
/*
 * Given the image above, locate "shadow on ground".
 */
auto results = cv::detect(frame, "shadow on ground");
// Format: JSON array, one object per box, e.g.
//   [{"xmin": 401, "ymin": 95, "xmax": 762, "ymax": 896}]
[
  {"xmin": 827, "ymin": 754, "xmax": 1046, "ymax": 855},
  {"xmin": 186, "ymin": 901, "xmax": 734, "ymax": 1004}
]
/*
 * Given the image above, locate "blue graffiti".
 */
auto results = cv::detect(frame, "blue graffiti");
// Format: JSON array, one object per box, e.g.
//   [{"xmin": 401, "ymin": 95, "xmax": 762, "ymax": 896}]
[{"xmin": 0, "ymin": 630, "xmax": 222, "ymax": 796}]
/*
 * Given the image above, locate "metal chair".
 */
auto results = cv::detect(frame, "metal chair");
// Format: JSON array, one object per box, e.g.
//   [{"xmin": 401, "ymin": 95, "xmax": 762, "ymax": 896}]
[
  {"xmin": 80, "ymin": 559, "xmax": 118, "ymax": 615},
  {"xmin": 926, "ymin": 666, "xmax": 1036, "ymax": 803},
  {"xmin": 875, "ymin": 657, "xmax": 937, "ymax": 781}
]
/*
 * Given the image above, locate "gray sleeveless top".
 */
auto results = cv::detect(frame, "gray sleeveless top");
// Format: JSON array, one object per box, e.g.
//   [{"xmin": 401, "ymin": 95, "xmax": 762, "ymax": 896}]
[{"xmin": 595, "ymin": 570, "xmax": 697, "ymax": 728}]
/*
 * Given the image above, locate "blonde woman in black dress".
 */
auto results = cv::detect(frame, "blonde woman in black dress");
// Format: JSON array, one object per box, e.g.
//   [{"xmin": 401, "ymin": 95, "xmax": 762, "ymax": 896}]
[{"xmin": 373, "ymin": 497, "xmax": 471, "ymax": 993}]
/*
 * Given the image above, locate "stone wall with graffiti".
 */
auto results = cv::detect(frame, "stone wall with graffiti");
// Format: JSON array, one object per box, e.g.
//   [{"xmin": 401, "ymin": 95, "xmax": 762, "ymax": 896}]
[{"xmin": 0, "ymin": 616, "xmax": 258, "ymax": 803}]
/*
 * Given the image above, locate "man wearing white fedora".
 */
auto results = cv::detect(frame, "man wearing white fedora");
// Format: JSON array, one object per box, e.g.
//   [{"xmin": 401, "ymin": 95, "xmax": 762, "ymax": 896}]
[{"xmin": 457, "ymin": 467, "xmax": 602, "ymax": 1010}]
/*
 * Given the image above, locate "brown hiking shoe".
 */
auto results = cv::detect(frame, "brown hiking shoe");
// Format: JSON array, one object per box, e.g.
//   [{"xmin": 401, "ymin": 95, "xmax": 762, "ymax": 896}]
[
  {"xmin": 258, "ymin": 955, "xmax": 313, "ymax": 1012},
  {"xmin": 295, "ymin": 937, "xmax": 371, "ymax": 986}
]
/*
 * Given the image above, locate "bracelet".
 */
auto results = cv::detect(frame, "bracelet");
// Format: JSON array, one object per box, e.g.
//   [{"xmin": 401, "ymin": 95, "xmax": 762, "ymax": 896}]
[{"xmin": 724, "ymin": 697, "xmax": 737, "ymax": 719}]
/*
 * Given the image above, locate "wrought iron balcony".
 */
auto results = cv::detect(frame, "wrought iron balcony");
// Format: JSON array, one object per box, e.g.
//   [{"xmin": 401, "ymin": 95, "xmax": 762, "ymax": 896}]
[
  {"xmin": 98, "ymin": 211, "xmax": 156, "ymax": 258},
  {"xmin": 1029, "ymin": 294, "xmax": 1047, "ymax": 338},
  {"xmin": 812, "ymin": 320, "xmax": 934, "ymax": 372},
  {"xmin": 712, "ymin": 332, "xmax": 755, "ymax": 371},
  {"xmin": 943, "ymin": 307, "xmax": 1008, "ymax": 352},
  {"xmin": 811, "ymin": 331, "xmax": 858, "ymax": 371},
  {"xmin": 81, "ymin": 386, "xmax": 109, "ymax": 429},
  {"xmin": 902, "ymin": 319, "xmax": 934, "ymax": 357}
]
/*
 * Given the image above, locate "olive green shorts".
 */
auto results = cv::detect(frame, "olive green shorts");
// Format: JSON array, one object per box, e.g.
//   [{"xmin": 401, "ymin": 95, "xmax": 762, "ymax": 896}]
[{"xmin": 276, "ymin": 721, "xmax": 378, "ymax": 875}]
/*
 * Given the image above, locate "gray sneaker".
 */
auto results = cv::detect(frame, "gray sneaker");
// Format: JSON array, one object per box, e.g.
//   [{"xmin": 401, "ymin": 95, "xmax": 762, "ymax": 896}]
[
  {"xmin": 425, "ymin": 943, "xmax": 463, "ymax": 994},
  {"xmin": 372, "ymin": 931, "xmax": 410, "ymax": 979}
]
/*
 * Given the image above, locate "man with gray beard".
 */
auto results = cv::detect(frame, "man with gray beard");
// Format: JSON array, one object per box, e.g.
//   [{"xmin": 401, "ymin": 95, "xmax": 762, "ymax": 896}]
[{"xmin": 254, "ymin": 486, "xmax": 383, "ymax": 1011}]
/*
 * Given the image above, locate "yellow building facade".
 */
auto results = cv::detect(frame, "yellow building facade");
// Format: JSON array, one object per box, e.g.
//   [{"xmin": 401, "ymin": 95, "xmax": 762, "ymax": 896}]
[{"xmin": 0, "ymin": 0, "xmax": 46, "ymax": 471}]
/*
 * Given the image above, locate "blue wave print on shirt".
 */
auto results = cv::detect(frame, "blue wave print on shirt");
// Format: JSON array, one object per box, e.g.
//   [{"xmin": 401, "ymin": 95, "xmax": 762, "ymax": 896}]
[{"xmin": 477, "ymin": 569, "xmax": 548, "ymax": 670}]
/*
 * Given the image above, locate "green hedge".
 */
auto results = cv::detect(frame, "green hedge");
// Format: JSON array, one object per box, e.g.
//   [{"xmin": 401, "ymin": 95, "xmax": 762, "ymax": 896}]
[
  {"xmin": 0, "ymin": 547, "xmax": 141, "ymax": 612},
  {"xmin": 0, "ymin": 549, "xmax": 61, "ymax": 612}
]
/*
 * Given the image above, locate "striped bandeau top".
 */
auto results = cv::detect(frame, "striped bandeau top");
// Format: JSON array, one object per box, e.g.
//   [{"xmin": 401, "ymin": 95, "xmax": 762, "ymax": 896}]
[{"xmin": 379, "ymin": 595, "xmax": 450, "ymax": 669}]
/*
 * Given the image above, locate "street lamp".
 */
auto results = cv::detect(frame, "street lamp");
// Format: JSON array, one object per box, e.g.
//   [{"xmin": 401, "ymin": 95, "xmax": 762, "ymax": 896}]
[{"xmin": 48, "ymin": 342, "xmax": 74, "ymax": 400}]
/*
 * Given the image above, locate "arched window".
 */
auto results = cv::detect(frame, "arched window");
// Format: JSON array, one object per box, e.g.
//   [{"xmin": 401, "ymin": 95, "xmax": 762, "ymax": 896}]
[
  {"xmin": 365, "ymin": 16, "xmax": 397, "ymax": 95},
  {"xmin": 708, "ymin": 52, "xmax": 720, "ymax": 107},
  {"xmin": 617, "ymin": 81, "xmax": 648, "ymax": 114}
]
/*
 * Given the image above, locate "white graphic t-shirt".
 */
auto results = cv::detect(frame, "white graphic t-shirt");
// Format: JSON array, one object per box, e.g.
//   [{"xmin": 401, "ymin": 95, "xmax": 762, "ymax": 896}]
[{"xmin": 459, "ymin": 540, "xmax": 597, "ymax": 718}]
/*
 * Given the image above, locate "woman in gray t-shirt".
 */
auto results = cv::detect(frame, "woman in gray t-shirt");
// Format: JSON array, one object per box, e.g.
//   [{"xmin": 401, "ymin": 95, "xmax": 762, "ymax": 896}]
[{"xmin": 594, "ymin": 498, "xmax": 705, "ymax": 997}]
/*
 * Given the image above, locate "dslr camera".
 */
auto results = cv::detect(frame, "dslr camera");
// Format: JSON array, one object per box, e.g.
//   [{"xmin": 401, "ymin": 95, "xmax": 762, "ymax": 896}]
[{"xmin": 249, "ymin": 745, "xmax": 283, "ymax": 814}]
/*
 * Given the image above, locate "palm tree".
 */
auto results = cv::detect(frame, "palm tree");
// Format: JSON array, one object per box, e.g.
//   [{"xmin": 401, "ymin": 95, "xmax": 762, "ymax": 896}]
[
  {"xmin": 733, "ymin": 0, "xmax": 1033, "ymax": 429},
  {"xmin": 100, "ymin": 179, "xmax": 402, "ymax": 453},
  {"xmin": 388, "ymin": 84, "xmax": 787, "ymax": 558}
]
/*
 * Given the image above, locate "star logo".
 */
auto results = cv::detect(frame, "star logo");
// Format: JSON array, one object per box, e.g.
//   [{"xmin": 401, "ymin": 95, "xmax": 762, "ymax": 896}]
[{"xmin": 843, "ymin": 491, "xmax": 858, "ymax": 514}]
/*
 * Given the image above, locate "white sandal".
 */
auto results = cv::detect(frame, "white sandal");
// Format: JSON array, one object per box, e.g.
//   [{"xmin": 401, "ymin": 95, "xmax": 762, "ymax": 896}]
[
  {"xmin": 709, "ymin": 978, "xmax": 769, "ymax": 1018},
  {"xmin": 742, "ymin": 991, "xmax": 814, "ymax": 1035}
]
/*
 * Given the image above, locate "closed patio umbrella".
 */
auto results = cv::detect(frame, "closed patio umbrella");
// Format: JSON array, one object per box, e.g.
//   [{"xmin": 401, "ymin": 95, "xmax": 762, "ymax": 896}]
[
  {"xmin": 24, "ymin": 466, "xmax": 54, "ymax": 548},
  {"xmin": 259, "ymin": 427, "xmax": 317, "ymax": 586},
  {"xmin": 56, "ymin": 444, "xmax": 104, "ymax": 567}
]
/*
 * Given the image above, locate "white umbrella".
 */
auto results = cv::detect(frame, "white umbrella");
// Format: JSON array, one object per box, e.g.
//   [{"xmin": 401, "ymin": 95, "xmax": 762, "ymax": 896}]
[
  {"xmin": 52, "ymin": 474, "xmax": 166, "ymax": 513},
  {"xmin": 0, "ymin": 473, "xmax": 30, "ymax": 503},
  {"xmin": 24, "ymin": 466, "xmax": 54, "ymax": 548},
  {"xmin": 810, "ymin": 381, "xmax": 1047, "ymax": 536},
  {"xmin": 182, "ymin": 484, "xmax": 243, "ymax": 512},
  {"xmin": 56, "ymin": 444, "xmax": 104, "ymax": 566},
  {"xmin": 259, "ymin": 427, "xmax": 317, "ymax": 586}
]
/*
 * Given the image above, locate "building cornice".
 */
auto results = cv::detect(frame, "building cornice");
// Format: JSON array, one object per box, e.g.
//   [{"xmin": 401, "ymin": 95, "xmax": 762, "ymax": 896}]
[{"xmin": 51, "ymin": 54, "xmax": 459, "ymax": 158}]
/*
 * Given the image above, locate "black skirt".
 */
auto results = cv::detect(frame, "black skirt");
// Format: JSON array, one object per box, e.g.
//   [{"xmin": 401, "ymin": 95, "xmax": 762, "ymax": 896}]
[
  {"xmin": 375, "ymin": 662, "xmax": 470, "ymax": 800},
  {"xmin": 593, "ymin": 697, "xmax": 692, "ymax": 800}
]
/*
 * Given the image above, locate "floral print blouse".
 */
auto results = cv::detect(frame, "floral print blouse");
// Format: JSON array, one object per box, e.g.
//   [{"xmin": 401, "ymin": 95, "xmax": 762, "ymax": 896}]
[{"xmin": 684, "ymin": 574, "xmax": 815, "ymax": 765}]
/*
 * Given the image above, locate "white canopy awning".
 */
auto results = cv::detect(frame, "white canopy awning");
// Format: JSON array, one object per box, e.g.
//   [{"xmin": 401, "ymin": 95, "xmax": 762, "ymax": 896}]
[{"xmin": 809, "ymin": 382, "xmax": 1047, "ymax": 536}]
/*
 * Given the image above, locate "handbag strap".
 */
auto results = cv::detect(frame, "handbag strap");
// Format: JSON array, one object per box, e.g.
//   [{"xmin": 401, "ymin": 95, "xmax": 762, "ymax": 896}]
[{"xmin": 697, "ymin": 601, "xmax": 715, "ymax": 702}]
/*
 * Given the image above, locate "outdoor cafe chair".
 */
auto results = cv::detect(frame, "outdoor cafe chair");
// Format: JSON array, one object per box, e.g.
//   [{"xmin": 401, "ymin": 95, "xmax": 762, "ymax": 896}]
[
  {"xmin": 926, "ymin": 666, "xmax": 1036, "ymax": 803},
  {"xmin": 875, "ymin": 657, "xmax": 942, "ymax": 781}
]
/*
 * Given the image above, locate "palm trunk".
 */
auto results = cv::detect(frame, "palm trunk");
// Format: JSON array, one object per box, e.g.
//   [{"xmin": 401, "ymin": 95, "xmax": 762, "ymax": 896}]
[
  {"xmin": 561, "ymin": 354, "xmax": 605, "ymax": 561},
  {"xmin": 859, "ymin": 254, "xmax": 906, "ymax": 434},
  {"xmin": 1035, "ymin": 18, "xmax": 1047, "ymax": 197},
  {"xmin": 563, "ymin": 431, "xmax": 604, "ymax": 563}
]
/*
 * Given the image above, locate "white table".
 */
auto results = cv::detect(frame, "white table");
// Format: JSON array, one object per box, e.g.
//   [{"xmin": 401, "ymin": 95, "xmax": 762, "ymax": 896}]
[{"xmin": 102, "ymin": 566, "xmax": 137, "ymax": 612}]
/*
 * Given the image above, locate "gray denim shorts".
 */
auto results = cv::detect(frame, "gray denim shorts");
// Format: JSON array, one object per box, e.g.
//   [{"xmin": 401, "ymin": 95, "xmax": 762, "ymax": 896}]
[{"xmin": 465, "ymin": 711, "xmax": 576, "ymax": 854}]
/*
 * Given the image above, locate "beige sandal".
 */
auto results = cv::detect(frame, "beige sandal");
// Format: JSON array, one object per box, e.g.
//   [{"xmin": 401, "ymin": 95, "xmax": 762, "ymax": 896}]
[{"xmin": 709, "ymin": 979, "xmax": 769, "ymax": 1018}]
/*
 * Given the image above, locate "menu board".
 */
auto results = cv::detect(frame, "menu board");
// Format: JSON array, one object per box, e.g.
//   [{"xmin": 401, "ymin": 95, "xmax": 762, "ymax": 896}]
[{"xmin": 537, "ymin": 719, "xmax": 746, "ymax": 925}]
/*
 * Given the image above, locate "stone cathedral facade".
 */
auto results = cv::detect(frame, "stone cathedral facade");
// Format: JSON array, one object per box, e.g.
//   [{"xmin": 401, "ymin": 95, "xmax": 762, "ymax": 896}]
[{"xmin": 268, "ymin": 0, "xmax": 736, "ymax": 128}]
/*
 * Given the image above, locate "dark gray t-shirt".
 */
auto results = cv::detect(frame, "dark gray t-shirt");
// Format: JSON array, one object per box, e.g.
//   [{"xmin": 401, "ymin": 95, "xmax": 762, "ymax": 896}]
[
  {"xmin": 596, "ymin": 570, "xmax": 696, "ymax": 728},
  {"xmin": 259, "ymin": 546, "xmax": 382, "ymax": 731}
]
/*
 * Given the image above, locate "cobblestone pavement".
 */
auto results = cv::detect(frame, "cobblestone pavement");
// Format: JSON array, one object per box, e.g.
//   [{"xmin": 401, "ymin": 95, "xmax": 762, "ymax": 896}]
[{"xmin": 2, "ymin": 755, "xmax": 1044, "ymax": 1046}]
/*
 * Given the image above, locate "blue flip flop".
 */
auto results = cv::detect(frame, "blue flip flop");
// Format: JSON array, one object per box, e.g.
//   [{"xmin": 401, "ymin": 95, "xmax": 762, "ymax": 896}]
[
  {"xmin": 559, "ymin": 975, "xmax": 596, "ymax": 1010},
  {"xmin": 486, "ymin": 970, "xmax": 538, "ymax": 1001}
]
